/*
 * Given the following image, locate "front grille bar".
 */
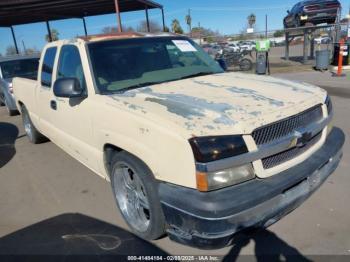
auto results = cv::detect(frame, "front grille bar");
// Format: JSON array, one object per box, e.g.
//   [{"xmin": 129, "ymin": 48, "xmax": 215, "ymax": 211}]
[
  {"xmin": 252, "ymin": 105, "xmax": 323, "ymax": 146},
  {"xmin": 262, "ymin": 132, "xmax": 323, "ymax": 169},
  {"xmin": 196, "ymin": 111, "xmax": 331, "ymax": 173}
]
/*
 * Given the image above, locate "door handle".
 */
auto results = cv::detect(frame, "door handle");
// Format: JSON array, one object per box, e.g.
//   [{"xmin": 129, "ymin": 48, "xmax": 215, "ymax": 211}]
[{"xmin": 50, "ymin": 100, "xmax": 57, "ymax": 110}]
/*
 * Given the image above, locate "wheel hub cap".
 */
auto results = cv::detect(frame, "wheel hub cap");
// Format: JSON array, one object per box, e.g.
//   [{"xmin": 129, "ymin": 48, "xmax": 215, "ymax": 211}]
[{"xmin": 113, "ymin": 163, "xmax": 150, "ymax": 233}]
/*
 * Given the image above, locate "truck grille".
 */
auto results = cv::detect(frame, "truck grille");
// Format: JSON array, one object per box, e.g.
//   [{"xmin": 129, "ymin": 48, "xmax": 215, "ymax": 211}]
[
  {"xmin": 262, "ymin": 132, "xmax": 322, "ymax": 169},
  {"xmin": 252, "ymin": 105, "xmax": 323, "ymax": 146}
]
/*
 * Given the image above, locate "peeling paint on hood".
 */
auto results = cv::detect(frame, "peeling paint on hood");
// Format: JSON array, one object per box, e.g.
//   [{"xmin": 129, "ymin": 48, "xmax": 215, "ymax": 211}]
[{"xmin": 106, "ymin": 72, "xmax": 327, "ymax": 137}]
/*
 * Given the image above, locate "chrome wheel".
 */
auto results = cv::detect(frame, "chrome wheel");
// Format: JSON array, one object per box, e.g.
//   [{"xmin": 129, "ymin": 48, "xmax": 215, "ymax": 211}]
[{"xmin": 113, "ymin": 162, "xmax": 150, "ymax": 233}]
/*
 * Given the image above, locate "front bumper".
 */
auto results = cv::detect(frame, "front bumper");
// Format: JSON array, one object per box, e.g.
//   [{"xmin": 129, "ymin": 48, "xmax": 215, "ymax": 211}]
[
  {"xmin": 301, "ymin": 11, "xmax": 337, "ymax": 24},
  {"xmin": 159, "ymin": 127, "xmax": 345, "ymax": 249}
]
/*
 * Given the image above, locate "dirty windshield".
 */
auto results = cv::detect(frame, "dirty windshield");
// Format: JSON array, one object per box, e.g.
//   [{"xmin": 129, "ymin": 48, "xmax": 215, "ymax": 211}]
[{"xmin": 88, "ymin": 37, "xmax": 223, "ymax": 93}]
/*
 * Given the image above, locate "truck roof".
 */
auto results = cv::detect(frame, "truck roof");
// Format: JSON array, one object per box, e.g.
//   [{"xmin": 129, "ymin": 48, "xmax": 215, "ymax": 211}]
[
  {"xmin": 46, "ymin": 32, "xmax": 179, "ymax": 47},
  {"xmin": 79, "ymin": 32, "xmax": 178, "ymax": 42},
  {"xmin": 0, "ymin": 54, "xmax": 40, "ymax": 63}
]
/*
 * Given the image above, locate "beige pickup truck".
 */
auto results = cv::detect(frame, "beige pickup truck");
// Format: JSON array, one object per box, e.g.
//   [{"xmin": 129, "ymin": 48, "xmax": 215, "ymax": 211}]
[{"xmin": 13, "ymin": 33, "xmax": 344, "ymax": 249}]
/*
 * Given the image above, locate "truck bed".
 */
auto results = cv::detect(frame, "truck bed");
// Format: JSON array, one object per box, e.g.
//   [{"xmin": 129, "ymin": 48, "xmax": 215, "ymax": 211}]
[{"xmin": 13, "ymin": 77, "xmax": 38, "ymax": 116}]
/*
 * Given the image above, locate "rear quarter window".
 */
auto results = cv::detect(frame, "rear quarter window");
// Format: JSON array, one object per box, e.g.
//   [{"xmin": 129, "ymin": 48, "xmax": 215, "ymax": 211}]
[{"xmin": 41, "ymin": 47, "xmax": 57, "ymax": 87}]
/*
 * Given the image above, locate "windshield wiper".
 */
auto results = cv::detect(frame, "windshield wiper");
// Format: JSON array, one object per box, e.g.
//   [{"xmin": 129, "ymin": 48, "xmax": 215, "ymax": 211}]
[
  {"xmin": 177, "ymin": 71, "xmax": 214, "ymax": 80},
  {"xmin": 114, "ymin": 81, "xmax": 166, "ymax": 93}
]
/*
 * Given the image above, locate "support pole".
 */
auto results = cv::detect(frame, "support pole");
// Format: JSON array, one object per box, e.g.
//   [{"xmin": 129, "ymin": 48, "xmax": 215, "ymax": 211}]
[
  {"xmin": 199, "ymin": 22, "xmax": 202, "ymax": 45},
  {"xmin": 114, "ymin": 0, "xmax": 123, "ymax": 32},
  {"xmin": 265, "ymin": 14, "xmax": 268, "ymax": 38},
  {"xmin": 22, "ymin": 40, "xmax": 26, "ymax": 54},
  {"xmin": 310, "ymin": 34, "xmax": 315, "ymax": 59},
  {"xmin": 161, "ymin": 8, "xmax": 166, "ymax": 32},
  {"xmin": 303, "ymin": 29, "xmax": 308, "ymax": 64},
  {"xmin": 10, "ymin": 26, "xmax": 19, "ymax": 54},
  {"xmin": 285, "ymin": 31, "xmax": 289, "ymax": 60},
  {"xmin": 145, "ymin": 5, "xmax": 150, "ymax": 32},
  {"xmin": 46, "ymin": 21, "xmax": 52, "ymax": 42},
  {"xmin": 335, "ymin": 7, "xmax": 341, "ymax": 42},
  {"xmin": 82, "ymin": 17, "xmax": 88, "ymax": 36}
]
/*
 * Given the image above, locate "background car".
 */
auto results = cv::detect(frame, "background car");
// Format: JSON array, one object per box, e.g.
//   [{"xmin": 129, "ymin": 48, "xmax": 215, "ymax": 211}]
[
  {"xmin": 284, "ymin": 0, "xmax": 341, "ymax": 28},
  {"xmin": 314, "ymin": 35, "xmax": 332, "ymax": 44},
  {"xmin": 238, "ymin": 41, "xmax": 256, "ymax": 51},
  {"xmin": 226, "ymin": 43, "xmax": 241, "ymax": 52},
  {"xmin": 0, "ymin": 55, "xmax": 39, "ymax": 116}
]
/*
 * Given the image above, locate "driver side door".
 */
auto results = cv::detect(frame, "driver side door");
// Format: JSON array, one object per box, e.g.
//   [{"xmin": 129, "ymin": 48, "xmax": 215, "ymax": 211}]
[{"xmin": 52, "ymin": 44, "xmax": 99, "ymax": 172}]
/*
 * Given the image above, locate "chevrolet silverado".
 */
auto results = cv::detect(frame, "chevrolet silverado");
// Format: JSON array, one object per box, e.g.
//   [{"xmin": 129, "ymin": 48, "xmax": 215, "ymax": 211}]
[{"xmin": 13, "ymin": 33, "xmax": 345, "ymax": 249}]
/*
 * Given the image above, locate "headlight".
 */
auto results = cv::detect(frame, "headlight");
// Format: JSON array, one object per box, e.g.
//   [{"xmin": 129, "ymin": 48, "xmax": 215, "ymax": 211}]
[
  {"xmin": 325, "ymin": 95, "xmax": 332, "ymax": 115},
  {"xmin": 189, "ymin": 135, "xmax": 254, "ymax": 191},
  {"xmin": 189, "ymin": 135, "xmax": 248, "ymax": 163},
  {"xmin": 325, "ymin": 95, "xmax": 333, "ymax": 135},
  {"xmin": 196, "ymin": 164, "xmax": 255, "ymax": 191}
]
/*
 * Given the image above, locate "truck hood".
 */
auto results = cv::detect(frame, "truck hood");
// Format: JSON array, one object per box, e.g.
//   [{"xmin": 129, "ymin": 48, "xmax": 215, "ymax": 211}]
[{"xmin": 107, "ymin": 72, "xmax": 327, "ymax": 137}]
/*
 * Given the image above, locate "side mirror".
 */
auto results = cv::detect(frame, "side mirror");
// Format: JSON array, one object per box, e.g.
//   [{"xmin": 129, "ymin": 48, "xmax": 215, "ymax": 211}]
[
  {"xmin": 287, "ymin": 10, "xmax": 290, "ymax": 14},
  {"xmin": 53, "ymin": 78, "xmax": 85, "ymax": 98},
  {"xmin": 216, "ymin": 58, "xmax": 227, "ymax": 71}
]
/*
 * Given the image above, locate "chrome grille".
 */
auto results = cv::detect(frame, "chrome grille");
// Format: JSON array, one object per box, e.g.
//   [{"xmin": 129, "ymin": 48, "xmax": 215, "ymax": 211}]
[
  {"xmin": 262, "ymin": 132, "xmax": 322, "ymax": 169},
  {"xmin": 252, "ymin": 105, "xmax": 323, "ymax": 146}
]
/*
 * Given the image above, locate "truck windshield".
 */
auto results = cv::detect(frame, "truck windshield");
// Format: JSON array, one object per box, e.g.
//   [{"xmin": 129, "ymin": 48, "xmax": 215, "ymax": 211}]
[
  {"xmin": 0, "ymin": 58, "xmax": 39, "ymax": 79},
  {"xmin": 88, "ymin": 37, "xmax": 223, "ymax": 93}
]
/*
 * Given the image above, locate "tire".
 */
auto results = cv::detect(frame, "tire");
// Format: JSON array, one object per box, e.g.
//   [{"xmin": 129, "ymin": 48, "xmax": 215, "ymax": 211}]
[
  {"xmin": 239, "ymin": 58, "xmax": 253, "ymax": 71},
  {"xmin": 21, "ymin": 105, "xmax": 48, "ymax": 144},
  {"xmin": 4, "ymin": 99, "xmax": 18, "ymax": 116},
  {"xmin": 110, "ymin": 151, "xmax": 165, "ymax": 240},
  {"xmin": 0, "ymin": 93, "xmax": 5, "ymax": 106}
]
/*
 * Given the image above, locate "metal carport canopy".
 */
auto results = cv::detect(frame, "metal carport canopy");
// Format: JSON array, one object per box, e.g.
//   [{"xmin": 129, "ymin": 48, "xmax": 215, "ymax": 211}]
[
  {"xmin": 0, "ymin": 0, "xmax": 165, "ymax": 54},
  {"xmin": 0, "ymin": 0, "xmax": 163, "ymax": 27}
]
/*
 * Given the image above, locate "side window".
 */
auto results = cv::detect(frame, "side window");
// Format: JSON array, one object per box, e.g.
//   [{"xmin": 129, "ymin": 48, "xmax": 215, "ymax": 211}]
[
  {"xmin": 57, "ymin": 45, "xmax": 86, "ymax": 90},
  {"xmin": 41, "ymin": 47, "xmax": 57, "ymax": 87}
]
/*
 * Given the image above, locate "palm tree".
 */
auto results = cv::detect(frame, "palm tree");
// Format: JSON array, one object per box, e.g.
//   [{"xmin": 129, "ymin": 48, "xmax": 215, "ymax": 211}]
[
  {"xmin": 171, "ymin": 19, "xmax": 184, "ymax": 34},
  {"xmin": 45, "ymin": 29, "xmax": 59, "ymax": 42},
  {"xmin": 185, "ymin": 10, "xmax": 192, "ymax": 35}
]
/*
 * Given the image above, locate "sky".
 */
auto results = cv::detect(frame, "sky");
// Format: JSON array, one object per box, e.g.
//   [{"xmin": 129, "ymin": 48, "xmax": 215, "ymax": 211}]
[{"xmin": 0, "ymin": 0, "xmax": 349, "ymax": 55}]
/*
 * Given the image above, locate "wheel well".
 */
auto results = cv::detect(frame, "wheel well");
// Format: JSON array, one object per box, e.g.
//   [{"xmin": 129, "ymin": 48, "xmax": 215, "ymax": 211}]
[
  {"xmin": 18, "ymin": 101, "xmax": 24, "ymax": 109},
  {"xmin": 104, "ymin": 144, "xmax": 123, "ymax": 177},
  {"xmin": 16, "ymin": 101, "xmax": 24, "ymax": 113}
]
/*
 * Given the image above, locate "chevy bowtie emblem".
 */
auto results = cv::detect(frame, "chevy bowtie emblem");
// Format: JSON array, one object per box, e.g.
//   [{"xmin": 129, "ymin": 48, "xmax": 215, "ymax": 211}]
[{"xmin": 292, "ymin": 130, "xmax": 313, "ymax": 148}]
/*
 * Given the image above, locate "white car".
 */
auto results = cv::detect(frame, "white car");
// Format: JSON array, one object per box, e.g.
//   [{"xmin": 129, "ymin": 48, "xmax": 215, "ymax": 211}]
[
  {"xmin": 239, "ymin": 41, "xmax": 256, "ymax": 51},
  {"xmin": 226, "ymin": 43, "xmax": 240, "ymax": 52},
  {"xmin": 314, "ymin": 36, "xmax": 331, "ymax": 44}
]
